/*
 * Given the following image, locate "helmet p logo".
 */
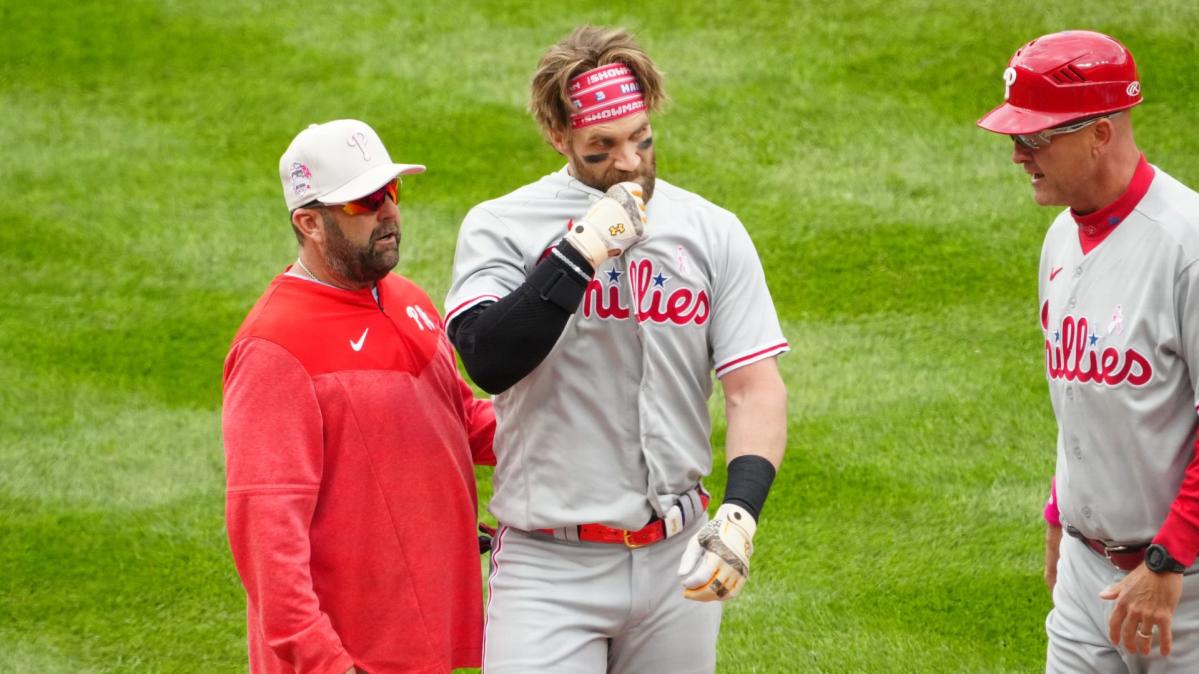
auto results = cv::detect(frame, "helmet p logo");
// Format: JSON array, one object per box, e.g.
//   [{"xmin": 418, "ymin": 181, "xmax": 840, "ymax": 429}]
[{"xmin": 1003, "ymin": 67, "xmax": 1018, "ymax": 101}]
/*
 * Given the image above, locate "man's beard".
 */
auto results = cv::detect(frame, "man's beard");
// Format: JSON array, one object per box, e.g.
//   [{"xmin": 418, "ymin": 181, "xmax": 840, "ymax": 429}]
[
  {"xmin": 571, "ymin": 151, "xmax": 657, "ymax": 202},
  {"xmin": 320, "ymin": 211, "xmax": 400, "ymax": 285}
]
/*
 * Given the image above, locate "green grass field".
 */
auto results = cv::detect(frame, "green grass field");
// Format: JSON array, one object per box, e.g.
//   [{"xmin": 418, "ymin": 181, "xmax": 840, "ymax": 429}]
[{"xmin": 3, "ymin": 0, "xmax": 1199, "ymax": 671}]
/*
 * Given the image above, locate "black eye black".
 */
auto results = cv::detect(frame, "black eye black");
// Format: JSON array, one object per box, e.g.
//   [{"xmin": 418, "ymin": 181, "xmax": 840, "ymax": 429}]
[
  {"xmin": 637, "ymin": 137, "xmax": 653, "ymax": 150},
  {"xmin": 582, "ymin": 153, "xmax": 609, "ymax": 164}
]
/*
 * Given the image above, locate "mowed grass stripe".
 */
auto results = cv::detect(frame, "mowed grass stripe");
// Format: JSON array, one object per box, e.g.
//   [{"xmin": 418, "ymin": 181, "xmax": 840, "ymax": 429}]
[
  {"xmin": 0, "ymin": 635, "xmax": 102, "ymax": 674},
  {"xmin": 0, "ymin": 365, "xmax": 224, "ymax": 509},
  {"xmin": 0, "ymin": 495, "xmax": 244, "ymax": 671}
]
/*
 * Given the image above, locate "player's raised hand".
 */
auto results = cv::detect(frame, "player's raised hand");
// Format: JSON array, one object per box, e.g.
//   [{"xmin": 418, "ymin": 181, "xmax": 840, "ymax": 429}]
[
  {"xmin": 677, "ymin": 503, "xmax": 756, "ymax": 602},
  {"xmin": 564, "ymin": 181, "xmax": 647, "ymax": 268}
]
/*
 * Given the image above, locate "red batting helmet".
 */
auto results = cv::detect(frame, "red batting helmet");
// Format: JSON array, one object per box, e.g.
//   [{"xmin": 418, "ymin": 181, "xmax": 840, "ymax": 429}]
[{"xmin": 977, "ymin": 30, "xmax": 1142, "ymax": 135}]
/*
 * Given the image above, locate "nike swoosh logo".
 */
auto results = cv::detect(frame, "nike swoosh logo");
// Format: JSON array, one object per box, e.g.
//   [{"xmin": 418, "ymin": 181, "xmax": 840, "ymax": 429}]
[
  {"xmin": 1050, "ymin": 267, "xmax": 1064, "ymax": 281},
  {"xmin": 349, "ymin": 328, "xmax": 369, "ymax": 352}
]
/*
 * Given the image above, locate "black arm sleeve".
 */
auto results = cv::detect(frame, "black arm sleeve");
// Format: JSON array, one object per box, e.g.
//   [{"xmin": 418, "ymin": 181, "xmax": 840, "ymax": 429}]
[{"xmin": 447, "ymin": 242, "xmax": 594, "ymax": 394}]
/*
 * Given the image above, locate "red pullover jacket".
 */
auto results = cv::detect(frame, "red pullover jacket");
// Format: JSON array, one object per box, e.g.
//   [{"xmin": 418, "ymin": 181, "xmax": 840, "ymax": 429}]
[{"xmin": 222, "ymin": 271, "xmax": 495, "ymax": 674}]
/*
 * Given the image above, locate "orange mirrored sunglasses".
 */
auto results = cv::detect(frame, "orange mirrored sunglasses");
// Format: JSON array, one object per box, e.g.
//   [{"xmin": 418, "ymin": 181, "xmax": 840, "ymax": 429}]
[{"xmin": 310, "ymin": 179, "xmax": 400, "ymax": 215}]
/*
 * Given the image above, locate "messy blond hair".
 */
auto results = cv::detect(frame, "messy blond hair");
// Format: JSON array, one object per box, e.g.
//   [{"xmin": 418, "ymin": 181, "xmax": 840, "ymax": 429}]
[{"xmin": 529, "ymin": 25, "xmax": 667, "ymax": 142}]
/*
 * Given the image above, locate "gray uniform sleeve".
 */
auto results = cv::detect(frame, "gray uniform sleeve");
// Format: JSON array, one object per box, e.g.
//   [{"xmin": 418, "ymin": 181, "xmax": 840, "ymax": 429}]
[
  {"xmin": 446, "ymin": 206, "xmax": 528, "ymax": 322},
  {"xmin": 710, "ymin": 216, "xmax": 789, "ymax": 377}
]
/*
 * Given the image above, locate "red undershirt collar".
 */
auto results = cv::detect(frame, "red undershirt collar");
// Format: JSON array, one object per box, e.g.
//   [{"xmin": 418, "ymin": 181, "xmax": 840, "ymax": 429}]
[{"xmin": 1071, "ymin": 155, "xmax": 1154, "ymax": 254}]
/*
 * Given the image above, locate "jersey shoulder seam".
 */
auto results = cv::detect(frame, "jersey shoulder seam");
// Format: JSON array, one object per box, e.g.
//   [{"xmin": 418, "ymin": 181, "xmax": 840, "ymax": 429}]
[
  {"xmin": 656, "ymin": 179, "xmax": 740, "ymax": 221},
  {"xmin": 467, "ymin": 202, "xmax": 521, "ymax": 241},
  {"xmin": 471, "ymin": 173, "xmax": 573, "ymax": 228},
  {"xmin": 1130, "ymin": 206, "xmax": 1199, "ymax": 279},
  {"xmin": 229, "ymin": 334, "xmax": 313, "ymax": 378}
]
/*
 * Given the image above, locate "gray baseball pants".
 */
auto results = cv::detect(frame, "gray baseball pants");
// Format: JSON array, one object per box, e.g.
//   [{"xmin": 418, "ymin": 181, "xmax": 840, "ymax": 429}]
[
  {"xmin": 1047, "ymin": 534, "xmax": 1199, "ymax": 673},
  {"xmin": 483, "ymin": 516, "xmax": 722, "ymax": 673}
]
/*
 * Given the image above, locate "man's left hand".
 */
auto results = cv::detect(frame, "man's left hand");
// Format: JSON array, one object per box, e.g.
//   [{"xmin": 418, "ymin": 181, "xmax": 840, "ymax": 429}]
[
  {"xmin": 677, "ymin": 504, "xmax": 756, "ymax": 602},
  {"xmin": 1099, "ymin": 563, "xmax": 1184, "ymax": 656}
]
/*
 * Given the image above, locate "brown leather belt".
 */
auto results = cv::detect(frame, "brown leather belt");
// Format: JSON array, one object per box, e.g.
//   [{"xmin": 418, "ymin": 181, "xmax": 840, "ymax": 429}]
[{"xmin": 1066, "ymin": 525, "xmax": 1148, "ymax": 571}]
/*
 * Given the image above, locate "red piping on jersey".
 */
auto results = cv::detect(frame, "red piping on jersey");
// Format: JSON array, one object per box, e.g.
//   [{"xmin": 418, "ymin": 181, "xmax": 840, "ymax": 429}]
[
  {"xmin": 481, "ymin": 525, "xmax": 508, "ymax": 667},
  {"xmin": 1071, "ymin": 155, "xmax": 1154, "ymax": 255},
  {"xmin": 446, "ymin": 294, "xmax": 502, "ymax": 325},
  {"xmin": 715, "ymin": 342, "xmax": 789, "ymax": 376}
]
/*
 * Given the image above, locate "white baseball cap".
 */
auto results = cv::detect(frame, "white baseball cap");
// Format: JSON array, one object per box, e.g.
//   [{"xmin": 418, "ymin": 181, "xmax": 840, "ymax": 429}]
[{"xmin": 279, "ymin": 119, "xmax": 426, "ymax": 211}]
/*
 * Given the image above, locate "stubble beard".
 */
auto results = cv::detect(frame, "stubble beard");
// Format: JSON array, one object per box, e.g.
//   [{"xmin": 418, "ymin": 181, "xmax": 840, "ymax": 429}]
[
  {"xmin": 572, "ymin": 151, "xmax": 657, "ymax": 202},
  {"xmin": 320, "ymin": 211, "xmax": 400, "ymax": 285}
]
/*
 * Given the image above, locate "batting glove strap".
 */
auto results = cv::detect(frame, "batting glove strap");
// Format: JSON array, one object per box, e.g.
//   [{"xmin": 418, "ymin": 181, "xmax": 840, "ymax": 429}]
[
  {"xmin": 563, "ymin": 219, "xmax": 612, "ymax": 269},
  {"xmin": 677, "ymin": 503, "xmax": 757, "ymax": 602}
]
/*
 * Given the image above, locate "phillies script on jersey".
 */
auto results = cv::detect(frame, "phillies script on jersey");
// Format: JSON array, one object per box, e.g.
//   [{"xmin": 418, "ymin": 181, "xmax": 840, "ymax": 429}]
[
  {"xmin": 1042, "ymin": 299, "xmax": 1152, "ymax": 387},
  {"xmin": 581, "ymin": 258, "xmax": 709, "ymax": 325}
]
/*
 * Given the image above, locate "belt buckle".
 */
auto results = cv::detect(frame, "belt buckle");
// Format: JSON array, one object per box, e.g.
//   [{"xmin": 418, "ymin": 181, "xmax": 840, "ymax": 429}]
[
  {"xmin": 622, "ymin": 529, "xmax": 646, "ymax": 549},
  {"xmin": 1104, "ymin": 543, "xmax": 1133, "ymax": 559}
]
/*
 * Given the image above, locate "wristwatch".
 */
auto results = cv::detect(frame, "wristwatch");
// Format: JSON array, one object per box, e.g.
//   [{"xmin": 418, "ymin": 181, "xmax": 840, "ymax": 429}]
[{"xmin": 1145, "ymin": 544, "xmax": 1187, "ymax": 574}]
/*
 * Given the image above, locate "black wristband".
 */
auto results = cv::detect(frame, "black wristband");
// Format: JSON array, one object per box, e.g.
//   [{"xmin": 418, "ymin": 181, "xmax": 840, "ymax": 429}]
[
  {"xmin": 526, "ymin": 243, "xmax": 594, "ymax": 313},
  {"xmin": 723, "ymin": 455, "xmax": 776, "ymax": 521}
]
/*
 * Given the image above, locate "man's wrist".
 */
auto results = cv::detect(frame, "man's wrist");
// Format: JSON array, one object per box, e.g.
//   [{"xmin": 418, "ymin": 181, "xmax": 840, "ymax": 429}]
[
  {"xmin": 1146, "ymin": 543, "xmax": 1187, "ymax": 574},
  {"xmin": 554, "ymin": 236, "xmax": 596, "ymax": 278},
  {"xmin": 723, "ymin": 455, "xmax": 776, "ymax": 520},
  {"xmin": 1153, "ymin": 509, "xmax": 1199, "ymax": 567}
]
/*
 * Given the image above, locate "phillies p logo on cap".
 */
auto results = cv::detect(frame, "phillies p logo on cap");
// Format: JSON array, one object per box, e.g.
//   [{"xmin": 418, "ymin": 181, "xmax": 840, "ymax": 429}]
[{"xmin": 278, "ymin": 119, "xmax": 426, "ymax": 211}]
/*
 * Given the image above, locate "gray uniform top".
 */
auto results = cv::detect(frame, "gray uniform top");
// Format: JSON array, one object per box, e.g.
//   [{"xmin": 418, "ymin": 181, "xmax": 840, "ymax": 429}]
[
  {"xmin": 1041, "ymin": 166, "xmax": 1199, "ymax": 544},
  {"xmin": 446, "ymin": 167, "xmax": 788, "ymax": 531}
]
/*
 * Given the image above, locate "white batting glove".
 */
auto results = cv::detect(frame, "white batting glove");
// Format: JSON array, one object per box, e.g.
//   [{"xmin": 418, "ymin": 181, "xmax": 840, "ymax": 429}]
[
  {"xmin": 563, "ymin": 181, "xmax": 647, "ymax": 269},
  {"xmin": 677, "ymin": 503, "xmax": 757, "ymax": 602}
]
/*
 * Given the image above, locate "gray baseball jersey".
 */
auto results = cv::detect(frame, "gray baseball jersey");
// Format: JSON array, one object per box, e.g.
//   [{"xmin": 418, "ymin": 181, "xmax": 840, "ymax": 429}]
[
  {"xmin": 446, "ymin": 166, "xmax": 788, "ymax": 531},
  {"xmin": 1040, "ymin": 165, "xmax": 1199, "ymax": 544}
]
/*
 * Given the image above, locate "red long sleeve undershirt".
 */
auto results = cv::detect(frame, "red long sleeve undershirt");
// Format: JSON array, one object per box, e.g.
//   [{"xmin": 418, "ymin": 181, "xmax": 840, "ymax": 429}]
[{"xmin": 1044, "ymin": 430, "xmax": 1199, "ymax": 566}]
